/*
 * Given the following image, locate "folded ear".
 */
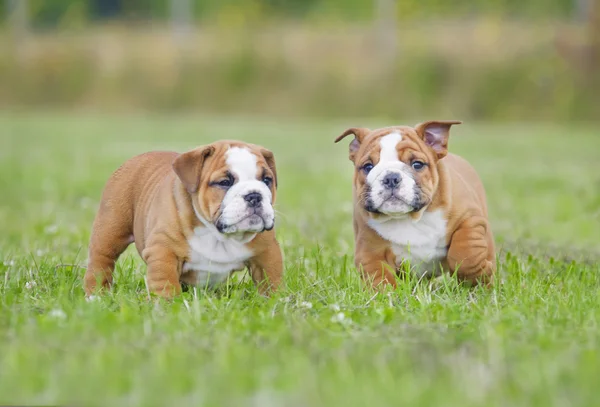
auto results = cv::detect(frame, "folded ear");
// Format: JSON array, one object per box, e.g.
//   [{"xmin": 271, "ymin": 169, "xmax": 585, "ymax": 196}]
[
  {"xmin": 414, "ymin": 120, "xmax": 462, "ymax": 159},
  {"xmin": 260, "ymin": 148, "xmax": 277, "ymax": 188},
  {"xmin": 334, "ymin": 127, "xmax": 371, "ymax": 162},
  {"xmin": 172, "ymin": 145, "xmax": 215, "ymax": 194}
]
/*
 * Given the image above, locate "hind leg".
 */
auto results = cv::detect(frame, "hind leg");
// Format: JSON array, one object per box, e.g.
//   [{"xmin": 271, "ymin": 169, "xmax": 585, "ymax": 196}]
[{"xmin": 84, "ymin": 202, "xmax": 133, "ymax": 296}]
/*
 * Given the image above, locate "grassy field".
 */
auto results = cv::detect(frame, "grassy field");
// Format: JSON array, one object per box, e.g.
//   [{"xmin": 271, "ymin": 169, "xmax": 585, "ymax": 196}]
[{"xmin": 0, "ymin": 112, "xmax": 599, "ymax": 406}]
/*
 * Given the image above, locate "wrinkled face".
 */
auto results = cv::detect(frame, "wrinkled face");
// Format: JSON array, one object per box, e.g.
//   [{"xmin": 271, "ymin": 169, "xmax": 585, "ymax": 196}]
[
  {"xmin": 173, "ymin": 141, "xmax": 277, "ymax": 236},
  {"xmin": 356, "ymin": 130, "xmax": 436, "ymax": 217},
  {"xmin": 335, "ymin": 121, "xmax": 460, "ymax": 220},
  {"xmin": 213, "ymin": 146, "xmax": 275, "ymax": 233}
]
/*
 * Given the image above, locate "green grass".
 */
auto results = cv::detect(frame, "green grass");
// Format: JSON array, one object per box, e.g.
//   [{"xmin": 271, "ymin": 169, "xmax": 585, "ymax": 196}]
[{"xmin": 0, "ymin": 112, "xmax": 599, "ymax": 406}]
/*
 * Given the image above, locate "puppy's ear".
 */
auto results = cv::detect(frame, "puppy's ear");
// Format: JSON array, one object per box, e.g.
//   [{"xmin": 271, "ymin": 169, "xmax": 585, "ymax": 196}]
[
  {"xmin": 334, "ymin": 127, "xmax": 371, "ymax": 162},
  {"xmin": 414, "ymin": 120, "xmax": 462, "ymax": 159},
  {"xmin": 260, "ymin": 148, "xmax": 277, "ymax": 188},
  {"xmin": 172, "ymin": 145, "xmax": 215, "ymax": 194}
]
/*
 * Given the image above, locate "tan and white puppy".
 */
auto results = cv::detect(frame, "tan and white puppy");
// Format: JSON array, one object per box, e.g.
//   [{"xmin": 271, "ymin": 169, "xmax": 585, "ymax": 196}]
[
  {"xmin": 84, "ymin": 140, "xmax": 283, "ymax": 298},
  {"xmin": 335, "ymin": 121, "xmax": 496, "ymax": 288}
]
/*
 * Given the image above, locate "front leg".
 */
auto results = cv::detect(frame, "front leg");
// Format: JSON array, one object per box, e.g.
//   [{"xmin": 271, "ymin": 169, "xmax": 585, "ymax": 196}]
[
  {"xmin": 247, "ymin": 241, "xmax": 284, "ymax": 296},
  {"xmin": 446, "ymin": 216, "xmax": 496, "ymax": 286},
  {"xmin": 142, "ymin": 245, "xmax": 182, "ymax": 299},
  {"xmin": 355, "ymin": 248, "xmax": 397, "ymax": 290}
]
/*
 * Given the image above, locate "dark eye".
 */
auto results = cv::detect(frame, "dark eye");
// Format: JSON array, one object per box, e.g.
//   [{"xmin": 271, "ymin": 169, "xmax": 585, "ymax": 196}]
[
  {"xmin": 213, "ymin": 173, "xmax": 234, "ymax": 188},
  {"xmin": 411, "ymin": 160, "xmax": 426, "ymax": 171},
  {"xmin": 362, "ymin": 163, "xmax": 374, "ymax": 174},
  {"xmin": 217, "ymin": 178, "xmax": 233, "ymax": 187},
  {"xmin": 262, "ymin": 176, "xmax": 273, "ymax": 187}
]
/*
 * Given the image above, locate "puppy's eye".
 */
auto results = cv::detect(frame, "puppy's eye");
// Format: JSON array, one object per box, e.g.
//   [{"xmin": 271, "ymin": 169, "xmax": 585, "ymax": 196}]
[
  {"xmin": 262, "ymin": 176, "xmax": 273, "ymax": 187},
  {"xmin": 213, "ymin": 174, "xmax": 234, "ymax": 188},
  {"xmin": 411, "ymin": 160, "xmax": 426, "ymax": 171},
  {"xmin": 217, "ymin": 179, "xmax": 233, "ymax": 187},
  {"xmin": 362, "ymin": 163, "xmax": 374, "ymax": 174}
]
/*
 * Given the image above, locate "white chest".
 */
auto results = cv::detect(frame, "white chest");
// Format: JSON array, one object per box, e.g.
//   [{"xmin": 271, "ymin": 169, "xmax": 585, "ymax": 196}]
[
  {"xmin": 367, "ymin": 210, "xmax": 448, "ymax": 276},
  {"xmin": 183, "ymin": 226, "xmax": 254, "ymax": 287}
]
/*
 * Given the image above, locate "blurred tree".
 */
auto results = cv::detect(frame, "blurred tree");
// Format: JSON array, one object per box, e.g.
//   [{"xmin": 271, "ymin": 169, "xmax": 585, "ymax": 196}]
[
  {"xmin": 376, "ymin": 0, "xmax": 397, "ymax": 60},
  {"xmin": 575, "ymin": 0, "xmax": 590, "ymax": 20},
  {"xmin": 262, "ymin": 0, "xmax": 320, "ymax": 16},
  {"xmin": 170, "ymin": 0, "xmax": 192, "ymax": 45},
  {"xmin": 586, "ymin": 0, "xmax": 599, "ymax": 78},
  {"xmin": 90, "ymin": 0, "xmax": 122, "ymax": 20},
  {"xmin": 5, "ymin": 0, "xmax": 28, "ymax": 46},
  {"xmin": 25, "ymin": 0, "xmax": 87, "ymax": 27}
]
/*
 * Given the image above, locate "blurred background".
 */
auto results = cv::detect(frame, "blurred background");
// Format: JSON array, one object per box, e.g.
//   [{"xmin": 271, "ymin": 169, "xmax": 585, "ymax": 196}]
[{"xmin": 1, "ymin": 0, "xmax": 599, "ymax": 121}]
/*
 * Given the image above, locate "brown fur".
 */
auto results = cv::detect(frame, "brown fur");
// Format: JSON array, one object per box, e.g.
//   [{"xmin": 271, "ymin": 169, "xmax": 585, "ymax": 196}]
[
  {"xmin": 335, "ymin": 121, "xmax": 496, "ymax": 289},
  {"xmin": 84, "ymin": 140, "xmax": 283, "ymax": 298}
]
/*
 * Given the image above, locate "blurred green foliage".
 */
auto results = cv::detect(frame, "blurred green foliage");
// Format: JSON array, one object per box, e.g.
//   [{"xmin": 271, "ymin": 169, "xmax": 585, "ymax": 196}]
[
  {"xmin": 0, "ymin": 0, "xmax": 580, "ymax": 26},
  {"xmin": 1, "ymin": 0, "xmax": 598, "ymax": 120},
  {"xmin": 1, "ymin": 21, "xmax": 597, "ymax": 121}
]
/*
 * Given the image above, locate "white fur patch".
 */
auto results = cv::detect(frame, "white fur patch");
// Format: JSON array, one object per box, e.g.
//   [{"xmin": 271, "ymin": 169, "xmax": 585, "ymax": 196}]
[
  {"xmin": 184, "ymin": 224, "xmax": 254, "ymax": 287},
  {"xmin": 366, "ymin": 132, "xmax": 417, "ymax": 215},
  {"xmin": 379, "ymin": 132, "xmax": 403, "ymax": 162},
  {"xmin": 368, "ymin": 209, "xmax": 448, "ymax": 277},
  {"xmin": 226, "ymin": 147, "xmax": 258, "ymax": 181}
]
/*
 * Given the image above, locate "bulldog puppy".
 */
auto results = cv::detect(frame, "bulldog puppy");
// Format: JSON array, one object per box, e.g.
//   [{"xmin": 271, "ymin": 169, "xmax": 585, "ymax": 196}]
[
  {"xmin": 84, "ymin": 140, "xmax": 283, "ymax": 298},
  {"xmin": 335, "ymin": 121, "xmax": 496, "ymax": 288}
]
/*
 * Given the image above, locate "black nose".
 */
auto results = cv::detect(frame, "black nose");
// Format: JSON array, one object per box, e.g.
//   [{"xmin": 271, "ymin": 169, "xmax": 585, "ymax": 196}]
[
  {"xmin": 382, "ymin": 173, "xmax": 401, "ymax": 189},
  {"xmin": 244, "ymin": 192, "xmax": 262, "ymax": 207}
]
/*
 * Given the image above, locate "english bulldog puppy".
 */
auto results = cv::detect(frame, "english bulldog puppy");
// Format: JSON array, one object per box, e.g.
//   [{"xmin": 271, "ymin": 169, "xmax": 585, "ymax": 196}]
[
  {"xmin": 84, "ymin": 141, "xmax": 283, "ymax": 298},
  {"xmin": 335, "ymin": 121, "xmax": 496, "ymax": 288}
]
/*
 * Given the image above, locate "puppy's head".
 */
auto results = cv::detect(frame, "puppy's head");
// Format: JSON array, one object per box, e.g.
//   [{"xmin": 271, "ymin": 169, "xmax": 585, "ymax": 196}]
[
  {"xmin": 335, "ymin": 121, "xmax": 461, "ymax": 220},
  {"xmin": 173, "ymin": 141, "xmax": 277, "ymax": 235}
]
